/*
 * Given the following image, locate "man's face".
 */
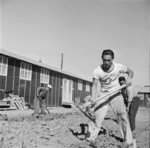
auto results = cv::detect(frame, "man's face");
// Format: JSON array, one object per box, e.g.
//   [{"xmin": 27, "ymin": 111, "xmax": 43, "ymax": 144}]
[
  {"xmin": 119, "ymin": 80, "xmax": 126, "ymax": 86},
  {"xmin": 102, "ymin": 55, "xmax": 113, "ymax": 69},
  {"xmin": 46, "ymin": 87, "xmax": 50, "ymax": 91}
]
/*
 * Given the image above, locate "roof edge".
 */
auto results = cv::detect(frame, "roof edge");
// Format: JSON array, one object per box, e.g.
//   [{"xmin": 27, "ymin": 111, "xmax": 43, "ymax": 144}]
[{"xmin": 0, "ymin": 48, "xmax": 91, "ymax": 82}]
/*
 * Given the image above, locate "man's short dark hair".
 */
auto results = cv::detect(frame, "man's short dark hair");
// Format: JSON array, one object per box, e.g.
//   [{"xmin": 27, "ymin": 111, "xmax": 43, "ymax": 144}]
[
  {"xmin": 119, "ymin": 76, "xmax": 126, "ymax": 82},
  {"xmin": 102, "ymin": 49, "xmax": 114, "ymax": 59}
]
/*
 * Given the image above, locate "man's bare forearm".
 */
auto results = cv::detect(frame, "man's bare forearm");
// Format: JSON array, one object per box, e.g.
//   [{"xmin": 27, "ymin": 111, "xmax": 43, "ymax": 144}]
[
  {"xmin": 91, "ymin": 78, "xmax": 98, "ymax": 101},
  {"xmin": 92, "ymin": 85, "xmax": 97, "ymax": 101}
]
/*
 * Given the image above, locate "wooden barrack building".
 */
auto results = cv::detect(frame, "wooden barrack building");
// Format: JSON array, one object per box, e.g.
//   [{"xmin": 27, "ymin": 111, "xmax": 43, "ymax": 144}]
[{"xmin": 0, "ymin": 48, "xmax": 92, "ymax": 107}]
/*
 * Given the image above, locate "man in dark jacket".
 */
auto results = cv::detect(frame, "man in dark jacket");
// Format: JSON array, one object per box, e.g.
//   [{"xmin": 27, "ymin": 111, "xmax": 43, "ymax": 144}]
[{"xmin": 33, "ymin": 84, "xmax": 52, "ymax": 117}]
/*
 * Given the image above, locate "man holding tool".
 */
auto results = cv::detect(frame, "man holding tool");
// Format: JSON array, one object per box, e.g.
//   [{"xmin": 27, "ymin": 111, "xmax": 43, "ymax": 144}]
[
  {"xmin": 86, "ymin": 49, "xmax": 134, "ymax": 147},
  {"xmin": 119, "ymin": 76, "xmax": 140, "ymax": 133},
  {"xmin": 32, "ymin": 84, "xmax": 52, "ymax": 117}
]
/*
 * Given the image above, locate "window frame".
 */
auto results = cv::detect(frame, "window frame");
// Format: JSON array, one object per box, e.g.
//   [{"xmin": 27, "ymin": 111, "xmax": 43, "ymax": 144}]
[
  {"xmin": 40, "ymin": 68, "xmax": 50, "ymax": 84},
  {"xmin": 0, "ymin": 55, "xmax": 8, "ymax": 76},
  {"xmin": 86, "ymin": 82, "xmax": 90, "ymax": 92},
  {"xmin": 78, "ymin": 79, "xmax": 83, "ymax": 91},
  {"xmin": 20, "ymin": 62, "xmax": 32, "ymax": 81}
]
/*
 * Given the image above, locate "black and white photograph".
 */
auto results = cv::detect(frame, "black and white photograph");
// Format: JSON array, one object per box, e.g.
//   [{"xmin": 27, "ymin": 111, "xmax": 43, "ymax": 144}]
[{"xmin": 0, "ymin": 0, "xmax": 149, "ymax": 148}]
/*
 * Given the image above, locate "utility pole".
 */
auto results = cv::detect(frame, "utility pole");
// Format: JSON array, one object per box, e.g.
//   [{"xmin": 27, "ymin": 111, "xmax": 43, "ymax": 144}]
[
  {"xmin": 61, "ymin": 52, "xmax": 63, "ymax": 70},
  {"xmin": 148, "ymin": 48, "xmax": 150, "ymax": 147}
]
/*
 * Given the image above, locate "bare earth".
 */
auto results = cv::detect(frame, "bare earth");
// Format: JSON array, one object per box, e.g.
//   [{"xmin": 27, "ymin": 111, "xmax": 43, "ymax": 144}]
[{"xmin": 0, "ymin": 107, "xmax": 149, "ymax": 148}]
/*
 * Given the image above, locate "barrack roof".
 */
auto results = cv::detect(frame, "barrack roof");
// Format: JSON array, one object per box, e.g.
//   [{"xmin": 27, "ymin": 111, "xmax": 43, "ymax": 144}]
[{"xmin": 0, "ymin": 48, "xmax": 91, "ymax": 83}]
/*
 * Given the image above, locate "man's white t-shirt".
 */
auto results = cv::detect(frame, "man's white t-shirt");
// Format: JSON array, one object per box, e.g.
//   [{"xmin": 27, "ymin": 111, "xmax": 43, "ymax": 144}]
[{"xmin": 93, "ymin": 63, "xmax": 127, "ymax": 92}]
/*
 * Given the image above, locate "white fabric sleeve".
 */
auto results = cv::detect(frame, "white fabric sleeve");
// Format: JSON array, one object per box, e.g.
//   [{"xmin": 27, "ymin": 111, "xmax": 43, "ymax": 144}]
[{"xmin": 118, "ymin": 63, "xmax": 128, "ymax": 73}]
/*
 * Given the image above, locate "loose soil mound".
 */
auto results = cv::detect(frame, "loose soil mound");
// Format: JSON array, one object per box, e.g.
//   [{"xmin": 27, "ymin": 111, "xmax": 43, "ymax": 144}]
[{"xmin": 0, "ymin": 107, "xmax": 149, "ymax": 148}]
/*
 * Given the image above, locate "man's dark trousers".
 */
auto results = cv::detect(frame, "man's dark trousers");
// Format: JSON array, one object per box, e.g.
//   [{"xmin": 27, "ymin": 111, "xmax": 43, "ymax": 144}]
[{"xmin": 128, "ymin": 97, "xmax": 140, "ymax": 131}]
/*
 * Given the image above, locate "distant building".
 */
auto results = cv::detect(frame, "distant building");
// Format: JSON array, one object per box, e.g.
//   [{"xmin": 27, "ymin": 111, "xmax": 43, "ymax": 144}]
[
  {"xmin": 138, "ymin": 86, "xmax": 150, "ymax": 107},
  {"xmin": 0, "ymin": 48, "xmax": 92, "ymax": 107}
]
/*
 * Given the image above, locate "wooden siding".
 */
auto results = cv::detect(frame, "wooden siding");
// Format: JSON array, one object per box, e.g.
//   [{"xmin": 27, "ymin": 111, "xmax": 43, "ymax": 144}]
[
  {"xmin": 19, "ymin": 79, "xmax": 25, "ymax": 98},
  {"xmin": 14, "ymin": 60, "xmax": 20, "ymax": 95},
  {"xmin": 139, "ymin": 93, "xmax": 150, "ymax": 107},
  {"xmin": 55, "ymin": 72, "xmax": 61, "ymax": 106},
  {"xmin": 0, "ymin": 54, "xmax": 92, "ymax": 106},
  {"xmin": 49, "ymin": 70, "xmax": 53, "ymax": 106},
  {"xmin": 73, "ymin": 78, "xmax": 78, "ymax": 100},
  {"xmin": 58, "ymin": 74, "xmax": 63, "ymax": 106},
  {"xmin": 51, "ymin": 71, "xmax": 57, "ymax": 106},
  {"xmin": 36, "ymin": 67, "xmax": 41, "ymax": 88},
  {"xmin": 6, "ymin": 58, "xmax": 14, "ymax": 93},
  {"xmin": 75, "ymin": 80, "xmax": 91, "ymax": 103},
  {"xmin": 30, "ymin": 65, "xmax": 36, "ymax": 105},
  {"xmin": 25, "ymin": 80, "xmax": 30, "ymax": 103},
  {"xmin": 0, "ymin": 76, "xmax": 6, "ymax": 99}
]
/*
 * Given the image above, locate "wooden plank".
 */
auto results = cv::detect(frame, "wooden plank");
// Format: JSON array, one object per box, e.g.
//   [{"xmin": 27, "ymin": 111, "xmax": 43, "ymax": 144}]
[
  {"xmin": 9, "ymin": 97, "xmax": 17, "ymax": 109},
  {"xmin": 0, "ymin": 107, "xmax": 17, "ymax": 111},
  {"xmin": 20, "ymin": 97, "xmax": 28, "ymax": 110},
  {"xmin": 14, "ymin": 95, "xmax": 27, "ymax": 109},
  {"xmin": 9, "ymin": 94, "xmax": 23, "ymax": 109},
  {"xmin": 3, "ymin": 97, "xmax": 17, "ymax": 109},
  {"xmin": 0, "ymin": 104, "xmax": 10, "ymax": 107},
  {"xmin": 14, "ymin": 95, "xmax": 25, "ymax": 109},
  {"xmin": 0, "ymin": 100, "xmax": 9, "ymax": 105},
  {"xmin": 14, "ymin": 95, "xmax": 24, "ymax": 109}
]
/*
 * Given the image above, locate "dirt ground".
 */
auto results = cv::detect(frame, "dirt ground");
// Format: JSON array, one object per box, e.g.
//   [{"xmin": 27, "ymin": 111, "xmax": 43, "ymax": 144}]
[{"xmin": 0, "ymin": 106, "xmax": 149, "ymax": 148}]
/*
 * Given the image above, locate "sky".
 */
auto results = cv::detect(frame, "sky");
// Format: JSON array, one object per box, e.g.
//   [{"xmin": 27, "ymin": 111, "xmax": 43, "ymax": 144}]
[{"xmin": 0, "ymin": 0, "xmax": 150, "ymax": 87}]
